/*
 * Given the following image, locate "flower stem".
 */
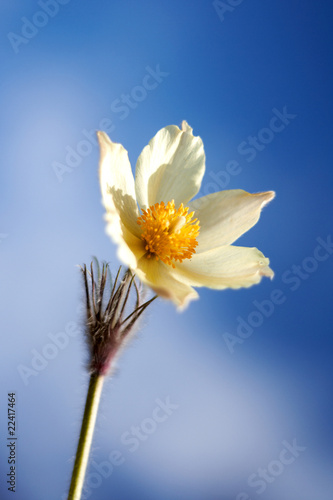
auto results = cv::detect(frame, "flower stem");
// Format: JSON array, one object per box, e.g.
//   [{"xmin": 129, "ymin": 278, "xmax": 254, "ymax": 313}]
[{"xmin": 68, "ymin": 373, "xmax": 105, "ymax": 500}]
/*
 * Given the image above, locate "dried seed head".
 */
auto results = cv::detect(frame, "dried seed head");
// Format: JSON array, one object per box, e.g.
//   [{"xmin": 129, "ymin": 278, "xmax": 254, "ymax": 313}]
[{"xmin": 80, "ymin": 260, "xmax": 156, "ymax": 376}]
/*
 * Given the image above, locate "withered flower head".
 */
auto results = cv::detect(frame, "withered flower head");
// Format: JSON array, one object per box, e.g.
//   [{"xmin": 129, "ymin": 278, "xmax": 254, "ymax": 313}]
[{"xmin": 80, "ymin": 260, "xmax": 156, "ymax": 376}]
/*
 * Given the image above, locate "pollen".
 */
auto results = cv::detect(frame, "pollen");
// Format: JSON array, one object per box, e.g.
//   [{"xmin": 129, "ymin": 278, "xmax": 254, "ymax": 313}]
[{"xmin": 137, "ymin": 200, "xmax": 200, "ymax": 268}]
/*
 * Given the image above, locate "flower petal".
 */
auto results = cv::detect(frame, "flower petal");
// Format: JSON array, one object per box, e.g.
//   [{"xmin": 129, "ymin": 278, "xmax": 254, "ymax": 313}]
[
  {"xmin": 104, "ymin": 214, "xmax": 146, "ymax": 269},
  {"xmin": 98, "ymin": 131, "xmax": 141, "ymax": 238},
  {"xmin": 135, "ymin": 121, "xmax": 205, "ymax": 210},
  {"xmin": 189, "ymin": 190, "xmax": 275, "ymax": 252},
  {"xmin": 135, "ymin": 256, "xmax": 199, "ymax": 310},
  {"xmin": 172, "ymin": 245, "xmax": 274, "ymax": 289}
]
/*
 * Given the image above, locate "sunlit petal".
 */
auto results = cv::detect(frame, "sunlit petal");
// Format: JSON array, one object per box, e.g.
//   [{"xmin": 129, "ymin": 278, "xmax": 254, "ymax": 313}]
[
  {"xmin": 136, "ymin": 257, "xmax": 199, "ymax": 309},
  {"xmin": 98, "ymin": 131, "xmax": 141, "ymax": 238},
  {"xmin": 172, "ymin": 245, "xmax": 274, "ymax": 289},
  {"xmin": 190, "ymin": 190, "xmax": 275, "ymax": 251},
  {"xmin": 135, "ymin": 121, "xmax": 205, "ymax": 209}
]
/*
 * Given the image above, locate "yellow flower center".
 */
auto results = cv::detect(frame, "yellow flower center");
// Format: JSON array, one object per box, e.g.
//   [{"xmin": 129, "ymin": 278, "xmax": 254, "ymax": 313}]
[{"xmin": 137, "ymin": 200, "xmax": 200, "ymax": 268}]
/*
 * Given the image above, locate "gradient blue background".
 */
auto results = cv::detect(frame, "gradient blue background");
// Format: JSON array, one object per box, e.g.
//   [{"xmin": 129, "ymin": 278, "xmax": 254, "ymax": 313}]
[{"xmin": 1, "ymin": 1, "xmax": 333, "ymax": 499}]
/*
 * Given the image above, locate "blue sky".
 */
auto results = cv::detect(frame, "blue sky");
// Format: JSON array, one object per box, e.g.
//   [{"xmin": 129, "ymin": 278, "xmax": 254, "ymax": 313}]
[{"xmin": 0, "ymin": 1, "xmax": 333, "ymax": 499}]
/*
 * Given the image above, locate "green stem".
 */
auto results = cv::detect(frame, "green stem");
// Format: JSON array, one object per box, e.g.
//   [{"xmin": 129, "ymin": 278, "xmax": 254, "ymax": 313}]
[{"xmin": 68, "ymin": 373, "xmax": 105, "ymax": 500}]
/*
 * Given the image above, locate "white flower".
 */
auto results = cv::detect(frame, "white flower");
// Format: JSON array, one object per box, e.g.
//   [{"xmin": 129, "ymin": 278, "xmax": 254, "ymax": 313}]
[{"xmin": 98, "ymin": 121, "xmax": 275, "ymax": 310}]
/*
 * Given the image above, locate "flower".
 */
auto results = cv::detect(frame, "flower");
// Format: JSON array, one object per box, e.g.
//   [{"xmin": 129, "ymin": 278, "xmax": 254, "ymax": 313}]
[{"xmin": 98, "ymin": 121, "xmax": 275, "ymax": 310}]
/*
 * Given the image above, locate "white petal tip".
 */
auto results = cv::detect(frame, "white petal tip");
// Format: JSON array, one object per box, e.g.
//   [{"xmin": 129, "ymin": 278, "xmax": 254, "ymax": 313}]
[
  {"xmin": 260, "ymin": 265, "xmax": 274, "ymax": 280},
  {"xmin": 259, "ymin": 191, "xmax": 276, "ymax": 207},
  {"xmin": 97, "ymin": 130, "xmax": 113, "ymax": 154},
  {"xmin": 97, "ymin": 130, "xmax": 123, "ymax": 150},
  {"xmin": 176, "ymin": 291, "xmax": 199, "ymax": 312},
  {"xmin": 96, "ymin": 130, "xmax": 108, "ymax": 143},
  {"xmin": 181, "ymin": 120, "xmax": 193, "ymax": 134},
  {"xmin": 150, "ymin": 284, "xmax": 199, "ymax": 311}
]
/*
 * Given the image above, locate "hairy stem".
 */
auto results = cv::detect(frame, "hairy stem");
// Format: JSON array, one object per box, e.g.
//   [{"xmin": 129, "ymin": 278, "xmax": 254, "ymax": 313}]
[{"xmin": 68, "ymin": 373, "xmax": 104, "ymax": 500}]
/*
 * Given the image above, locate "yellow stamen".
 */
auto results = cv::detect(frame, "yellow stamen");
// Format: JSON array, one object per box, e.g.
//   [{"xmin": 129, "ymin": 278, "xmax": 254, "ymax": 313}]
[{"xmin": 137, "ymin": 200, "xmax": 200, "ymax": 268}]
